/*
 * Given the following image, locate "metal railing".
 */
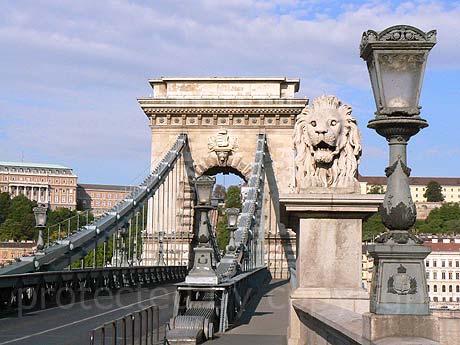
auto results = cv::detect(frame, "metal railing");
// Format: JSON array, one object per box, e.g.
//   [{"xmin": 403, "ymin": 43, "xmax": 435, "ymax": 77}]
[
  {"xmin": 90, "ymin": 305, "xmax": 165, "ymax": 345},
  {"xmin": 0, "ymin": 266, "xmax": 186, "ymax": 314}
]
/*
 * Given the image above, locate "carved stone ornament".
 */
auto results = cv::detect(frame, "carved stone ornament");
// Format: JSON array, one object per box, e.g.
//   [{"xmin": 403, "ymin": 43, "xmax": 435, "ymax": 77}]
[
  {"xmin": 376, "ymin": 230, "xmax": 423, "ymax": 245},
  {"xmin": 208, "ymin": 129, "xmax": 238, "ymax": 166},
  {"xmin": 293, "ymin": 95, "xmax": 362, "ymax": 191},
  {"xmin": 387, "ymin": 264, "xmax": 417, "ymax": 295},
  {"xmin": 360, "ymin": 25, "xmax": 437, "ymax": 56}
]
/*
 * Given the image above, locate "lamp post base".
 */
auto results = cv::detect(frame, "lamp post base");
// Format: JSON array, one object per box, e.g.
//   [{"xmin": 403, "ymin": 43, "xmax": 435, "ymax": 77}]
[
  {"xmin": 368, "ymin": 240, "xmax": 431, "ymax": 315},
  {"xmin": 185, "ymin": 247, "xmax": 219, "ymax": 285}
]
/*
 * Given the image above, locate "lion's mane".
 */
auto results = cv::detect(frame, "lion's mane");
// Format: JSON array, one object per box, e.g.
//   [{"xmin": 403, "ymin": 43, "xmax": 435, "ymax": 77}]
[{"xmin": 293, "ymin": 95, "xmax": 362, "ymax": 190}]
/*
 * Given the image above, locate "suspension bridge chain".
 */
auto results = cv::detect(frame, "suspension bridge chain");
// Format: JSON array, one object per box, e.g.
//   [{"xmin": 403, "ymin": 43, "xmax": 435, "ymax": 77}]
[
  {"xmin": 216, "ymin": 133, "xmax": 267, "ymax": 280},
  {"xmin": 0, "ymin": 134, "xmax": 190, "ymax": 275}
]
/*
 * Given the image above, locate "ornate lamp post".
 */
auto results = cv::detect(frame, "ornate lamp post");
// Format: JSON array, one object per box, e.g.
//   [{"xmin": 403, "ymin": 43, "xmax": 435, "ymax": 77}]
[
  {"xmin": 185, "ymin": 175, "xmax": 219, "ymax": 285},
  {"xmin": 157, "ymin": 230, "xmax": 165, "ymax": 266},
  {"xmin": 225, "ymin": 208, "xmax": 240, "ymax": 253},
  {"xmin": 360, "ymin": 25, "xmax": 436, "ymax": 315},
  {"xmin": 33, "ymin": 204, "xmax": 48, "ymax": 253}
]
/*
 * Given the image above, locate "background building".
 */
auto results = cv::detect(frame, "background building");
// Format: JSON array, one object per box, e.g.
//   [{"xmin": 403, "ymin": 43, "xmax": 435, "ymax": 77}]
[
  {"xmin": 0, "ymin": 161, "xmax": 77, "ymax": 210},
  {"xmin": 0, "ymin": 241, "xmax": 35, "ymax": 266},
  {"xmin": 77, "ymin": 183, "xmax": 133, "ymax": 216},
  {"xmin": 359, "ymin": 175, "xmax": 460, "ymax": 203}
]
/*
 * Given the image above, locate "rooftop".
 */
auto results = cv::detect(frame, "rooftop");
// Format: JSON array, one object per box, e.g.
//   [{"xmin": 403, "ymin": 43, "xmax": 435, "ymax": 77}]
[
  {"xmin": 146, "ymin": 76, "xmax": 300, "ymax": 99},
  {"xmin": 0, "ymin": 161, "xmax": 72, "ymax": 170},
  {"xmin": 77, "ymin": 183, "xmax": 134, "ymax": 191}
]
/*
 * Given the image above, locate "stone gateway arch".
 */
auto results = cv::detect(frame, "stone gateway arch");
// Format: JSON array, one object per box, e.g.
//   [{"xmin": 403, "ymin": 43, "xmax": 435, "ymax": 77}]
[{"xmin": 138, "ymin": 77, "xmax": 307, "ymax": 278}]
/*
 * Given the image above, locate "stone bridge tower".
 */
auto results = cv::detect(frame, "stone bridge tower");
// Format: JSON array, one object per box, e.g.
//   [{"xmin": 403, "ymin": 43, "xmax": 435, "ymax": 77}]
[{"xmin": 138, "ymin": 77, "xmax": 307, "ymax": 278}]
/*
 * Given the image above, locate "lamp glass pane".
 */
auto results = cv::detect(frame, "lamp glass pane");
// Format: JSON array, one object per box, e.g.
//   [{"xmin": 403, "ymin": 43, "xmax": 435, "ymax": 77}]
[
  {"xmin": 367, "ymin": 58, "xmax": 381, "ymax": 110},
  {"xmin": 378, "ymin": 52, "xmax": 424, "ymax": 109}
]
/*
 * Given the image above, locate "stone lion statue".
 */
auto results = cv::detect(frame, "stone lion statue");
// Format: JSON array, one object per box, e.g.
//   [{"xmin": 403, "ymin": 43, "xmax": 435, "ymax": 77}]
[{"xmin": 293, "ymin": 95, "xmax": 362, "ymax": 192}]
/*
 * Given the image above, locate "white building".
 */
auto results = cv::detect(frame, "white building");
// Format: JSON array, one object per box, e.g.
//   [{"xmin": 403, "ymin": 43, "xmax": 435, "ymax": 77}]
[
  {"xmin": 424, "ymin": 236, "xmax": 460, "ymax": 309},
  {"xmin": 359, "ymin": 176, "xmax": 460, "ymax": 203}
]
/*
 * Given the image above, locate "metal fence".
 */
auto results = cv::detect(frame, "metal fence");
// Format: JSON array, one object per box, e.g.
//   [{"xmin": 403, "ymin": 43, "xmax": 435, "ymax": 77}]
[
  {"xmin": 0, "ymin": 266, "xmax": 186, "ymax": 314},
  {"xmin": 90, "ymin": 305, "xmax": 166, "ymax": 345}
]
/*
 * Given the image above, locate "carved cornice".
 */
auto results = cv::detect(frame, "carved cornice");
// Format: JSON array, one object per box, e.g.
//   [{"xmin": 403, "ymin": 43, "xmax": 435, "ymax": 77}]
[{"xmin": 360, "ymin": 25, "xmax": 436, "ymax": 59}]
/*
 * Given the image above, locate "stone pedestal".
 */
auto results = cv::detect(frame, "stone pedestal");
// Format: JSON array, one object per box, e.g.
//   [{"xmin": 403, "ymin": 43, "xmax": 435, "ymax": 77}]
[
  {"xmin": 363, "ymin": 313, "xmax": 440, "ymax": 343},
  {"xmin": 368, "ymin": 241, "xmax": 431, "ymax": 315},
  {"xmin": 280, "ymin": 193, "xmax": 383, "ymax": 345},
  {"xmin": 185, "ymin": 247, "xmax": 218, "ymax": 285}
]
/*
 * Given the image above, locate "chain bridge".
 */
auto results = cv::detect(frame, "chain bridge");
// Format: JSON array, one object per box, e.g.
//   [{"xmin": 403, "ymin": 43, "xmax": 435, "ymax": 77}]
[{"xmin": 0, "ymin": 71, "xmax": 456, "ymax": 344}]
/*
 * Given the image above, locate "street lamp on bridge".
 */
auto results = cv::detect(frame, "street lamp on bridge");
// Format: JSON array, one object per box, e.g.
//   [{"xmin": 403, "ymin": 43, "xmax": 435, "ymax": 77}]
[
  {"xmin": 33, "ymin": 204, "xmax": 48, "ymax": 254},
  {"xmin": 360, "ymin": 25, "xmax": 436, "ymax": 315},
  {"xmin": 225, "ymin": 207, "xmax": 239, "ymax": 254},
  {"xmin": 185, "ymin": 175, "xmax": 219, "ymax": 285}
]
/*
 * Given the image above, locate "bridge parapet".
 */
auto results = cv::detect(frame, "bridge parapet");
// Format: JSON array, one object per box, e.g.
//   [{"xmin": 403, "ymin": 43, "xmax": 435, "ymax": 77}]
[{"xmin": 293, "ymin": 299, "xmax": 440, "ymax": 345}]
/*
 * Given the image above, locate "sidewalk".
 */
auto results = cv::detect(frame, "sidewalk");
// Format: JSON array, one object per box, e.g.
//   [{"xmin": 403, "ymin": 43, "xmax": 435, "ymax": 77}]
[{"xmin": 207, "ymin": 279, "xmax": 290, "ymax": 345}]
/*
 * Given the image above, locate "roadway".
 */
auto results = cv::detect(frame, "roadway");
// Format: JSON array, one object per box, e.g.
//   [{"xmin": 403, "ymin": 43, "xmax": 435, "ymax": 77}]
[{"xmin": 0, "ymin": 284, "xmax": 177, "ymax": 345}]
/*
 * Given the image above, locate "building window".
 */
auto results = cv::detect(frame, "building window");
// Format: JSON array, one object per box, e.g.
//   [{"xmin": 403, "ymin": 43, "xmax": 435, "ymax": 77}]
[
  {"xmin": 69, "ymin": 196, "xmax": 73, "ymax": 203},
  {"xmin": 427, "ymin": 285, "xmax": 430, "ymax": 292},
  {"xmin": 449, "ymin": 261, "xmax": 453, "ymax": 267},
  {"xmin": 450, "ymin": 297, "xmax": 453, "ymax": 302},
  {"xmin": 442, "ymin": 285, "xmax": 446, "ymax": 292},
  {"xmin": 108, "ymin": 201, "xmax": 112, "ymax": 207},
  {"xmin": 449, "ymin": 272, "xmax": 453, "ymax": 280},
  {"xmin": 442, "ymin": 261, "xmax": 446, "ymax": 267},
  {"xmin": 433, "ymin": 261, "xmax": 437, "ymax": 267},
  {"xmin": 449, "ymin": 285, "xmax": 453, "ymax": 292},
  {"xmin": 456, "ymin": 261, "xmax": 459, "ymax": 267},
  {"xmin": 434, "ymin": 285, "xmax": 438, "ymax": 292},
  {"xmin": 426, "ymin": 260, "xmax": 429, "ymax": 267},
  {"xmin": 457, "ymin": 273, "xmax": 460, "ymax": 280},
  {"xmin": 426, "ymin": 272, "xmax": 430, "ymax": 279},
  {"xmin": 442, "ymin": 272, "xmax": 446, "ymax": 280},
  {"xmin": 55, "ymin": 196, "xmax": 58, "ymax": 203},
  {"xmin": 433, "ymin": 297, "xmax": 438, "ymax": 302},
  {"xmin": 62, "ymin": 196, "xmax": 66, "ymax": 203},
  {"xmin": 457, "ymin": 286, "xmax": 460, "ymax": 293},
  {"xmin": 102, "ymin": 201, "xmax": 106, "ymax": 207}
]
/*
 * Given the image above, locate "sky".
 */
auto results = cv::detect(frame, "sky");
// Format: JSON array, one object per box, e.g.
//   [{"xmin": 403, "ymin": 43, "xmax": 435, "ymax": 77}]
[{"xmin": 1, "ymin": 0, "xmax": 460, "ymax": 186}]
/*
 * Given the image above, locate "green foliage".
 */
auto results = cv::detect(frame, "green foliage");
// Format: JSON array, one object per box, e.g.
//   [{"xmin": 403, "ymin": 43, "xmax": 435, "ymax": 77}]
[
  {"xmin": 0, "ymin": 194, "xmax": 37, "ymax": 241},
  {"xmin": 225, "ymin": 185, "xmax": 241, "ymax": 209},
  {"xmin": 424, "ymin": 180, "xmax": 445, "ymax": 202},
  {"xmin": 214, "ymin": 185, "xmax": 242, "ymax": 252},
  {"xmin": 415, "ymin": 202, "xmax": 460, "ymax": 234},
  {"xmin": 367, "ymin": 185, "xmax": 385, "ymax": 194},
  {"xmin": 216, "ymin": 214, "xmax": 230, "ymax": 251},
  {"xmin": 362, "ymin": 213, "xmax": 386, "ymax": 241},
  {"xmin": 0, "ymin": 192, "xmax": 11, "ymax": 225}
]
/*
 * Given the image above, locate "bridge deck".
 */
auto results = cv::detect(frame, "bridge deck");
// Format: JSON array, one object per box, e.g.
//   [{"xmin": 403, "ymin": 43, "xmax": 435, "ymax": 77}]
[
  {"xmin": 0, "ymin": 284, "xmax": 177, "ymax": 345},
  {"xmin": 208, "ymin": 279, "xmax": 290, "ymax": 345}
]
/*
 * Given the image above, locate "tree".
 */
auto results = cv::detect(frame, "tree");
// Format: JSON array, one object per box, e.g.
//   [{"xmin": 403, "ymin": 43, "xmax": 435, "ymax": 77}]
[
  {"xmin": 424, "ymin": 180, "xmax": 445, "ymax": 202},
  {"xmin": 225, "ymin": 185, "xmax": 242, "ymax": 209},
  {"xmin": 213, "ymin": 184, "xmax": 226, "ymax": 200},
  {"xmin": 367, "ymin": 184, "xmax": 385, "ymax": 194},
  {"xmin": 415, "ymin": 202, "xmax": 460, "ymax": 234},
  {"xmin": 0, "ymin": 192, "xmax": 11, "ymax": 225},
  {"xmin": 362, "ymin": 213, "xmax": 386, "ymax": 241},
  {"xmin": 0, "ymin": 194, "xmax": 37, "ymax": 241}
]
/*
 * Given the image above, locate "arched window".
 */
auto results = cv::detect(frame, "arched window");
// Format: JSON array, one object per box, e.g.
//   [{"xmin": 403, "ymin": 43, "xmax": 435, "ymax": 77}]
[
  {"xmin": 442, "ymin": 285, "xmax": 446, "ymax": 292},
  {"xmin": 449, "ymin": 285, "xmax": 453, "ymax": 293},
  {"xmin": 434, "ymin": 285, "xmax": 438, "ymax": 292},
  {"xmin": 456, "ymin": 286, "xmax": 460, "ymax": 293}
]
